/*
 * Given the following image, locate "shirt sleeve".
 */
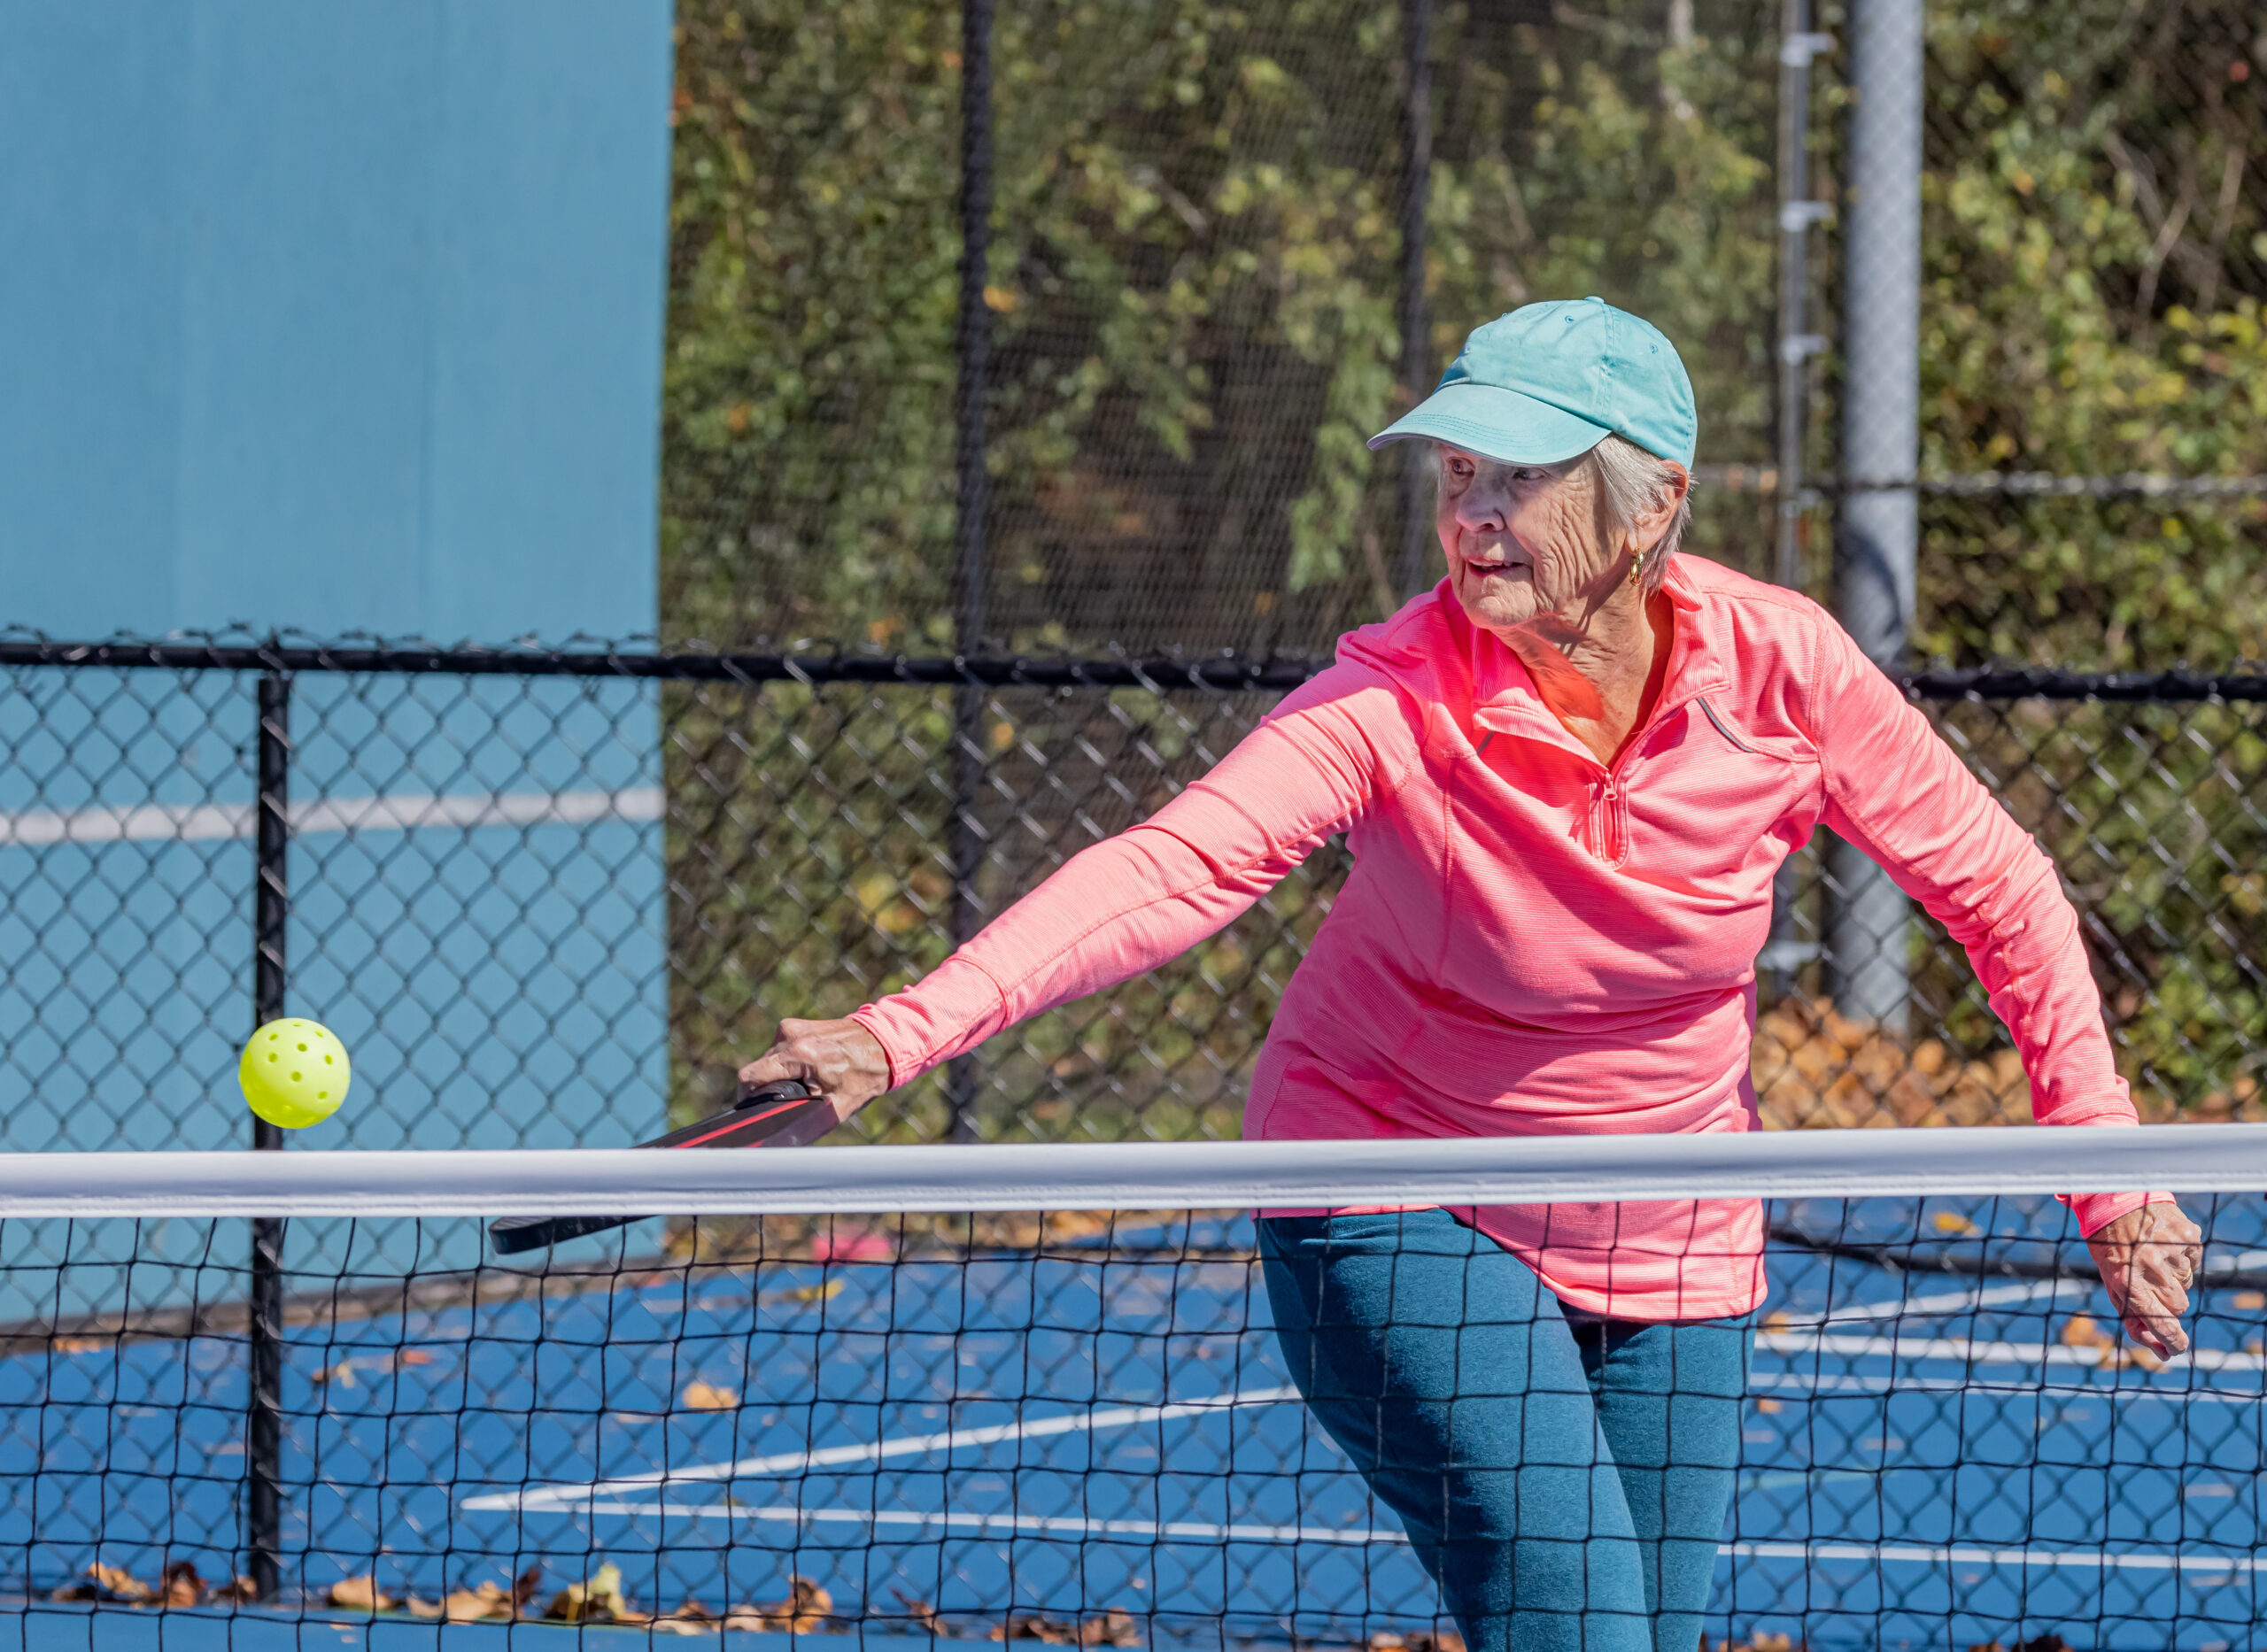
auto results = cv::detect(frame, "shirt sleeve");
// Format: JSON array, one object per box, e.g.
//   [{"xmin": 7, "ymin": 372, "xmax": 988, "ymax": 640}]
[
  {"xmin": 1805, "ymin": 616, "xmax": 2163, "ymax": 1237},
  {"xmin": 849, "ymin": 663, "xmax": 1424, "ymax": 1086}
]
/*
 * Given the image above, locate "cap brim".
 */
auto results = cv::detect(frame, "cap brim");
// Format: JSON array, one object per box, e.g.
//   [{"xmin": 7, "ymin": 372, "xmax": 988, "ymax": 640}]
[{"xmin": 1367, "ymin": 382, "xmax": 1610, "ymax": 466}]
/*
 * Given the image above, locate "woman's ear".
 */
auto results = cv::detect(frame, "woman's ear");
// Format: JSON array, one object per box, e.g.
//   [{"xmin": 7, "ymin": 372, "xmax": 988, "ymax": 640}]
[{"xmin": 1636, "ymin": 461, "xmax": 1691, "ymax": 550}]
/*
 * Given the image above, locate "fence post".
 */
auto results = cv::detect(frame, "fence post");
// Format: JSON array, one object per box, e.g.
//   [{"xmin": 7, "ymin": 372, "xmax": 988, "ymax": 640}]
[
  {"xmin": 948, "ymin": 0, "xmax": 996, "ymax": 1142},
  {"xmin": 1762, "ymin": 0, "xmax": 1831, "ymax": 996},
  {"xmin": 246, "ymin": 665, "xmax": 290, "ymax": 1599},
  {"xmin": 1393, "ymin": 0, "xmax": 1435, "ymax": 601},
  {"xmin": 1829, "ymin": 0, "xmax": 1923, "ymax": 1036}
]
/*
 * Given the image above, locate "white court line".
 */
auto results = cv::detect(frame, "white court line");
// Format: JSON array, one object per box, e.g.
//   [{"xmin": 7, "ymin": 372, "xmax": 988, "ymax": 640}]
[
  {"xmin": 462, "ymin": 1386, "xmax": 1303, "ymax": 1513},
  {"xmin": 468, "ymin": 1378, "xmax": 2266, "ymax": 1578},
  {"xmin": 559, "ymin": 1503, "xmax": 1404, "ymax": 1546},
  {"xmin": 1757, "ymin": 1329, "xmax": 2267, "ymax": 1374},
  {"xmin": 0, "ymin": 787, "xmax": 662, "ymax": 846},
  {"xmin": 1746, "ymin": 1369, "xmax": 2265, "ymax": 1406},
  {"xmin": 1786, "ymin": 1278, "xmax": 2085, "ymax": 1327},
  {"xmin": 497, "ymin": 1501, "xmax": 2266, "ymax": 1578},
  {"xmin": 1784, "ymin": 1248, "xmax": 2267, "ymax": 1332},
  {"xmin": 1726, "ymin": 1540, "xmax": 2262, "ymax": 1577},
  {"xmin": 477, "ymin": 1333, "xmax": 2267, "ymax": 1518}
]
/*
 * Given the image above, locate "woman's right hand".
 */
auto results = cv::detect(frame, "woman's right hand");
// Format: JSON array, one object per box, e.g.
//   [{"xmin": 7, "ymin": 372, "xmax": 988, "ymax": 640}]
[{"xmin": 738, "ymin": 1016, "xmax": 894, "ymax": 1131}]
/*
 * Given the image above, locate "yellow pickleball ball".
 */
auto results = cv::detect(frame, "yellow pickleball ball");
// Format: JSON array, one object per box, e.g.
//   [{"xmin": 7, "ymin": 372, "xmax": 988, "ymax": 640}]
[{"xmin": 239, "ymin": 1018, "xmax": 352, "ymax": 1129}]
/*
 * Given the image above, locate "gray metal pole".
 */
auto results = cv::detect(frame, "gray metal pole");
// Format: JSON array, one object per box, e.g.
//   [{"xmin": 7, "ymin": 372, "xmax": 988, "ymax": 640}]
[
  {"xmin": 1829, "ymin": 0, "xmax": 1923, "ymax": 1035},
  {"xmin": 1760, "ymin": 0, "xmax": 1830, "ymax": 997}
]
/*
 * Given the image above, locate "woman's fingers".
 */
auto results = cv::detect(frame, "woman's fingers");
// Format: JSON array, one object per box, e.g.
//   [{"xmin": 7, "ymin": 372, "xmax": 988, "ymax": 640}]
[
  {"xmin": 2087, "ymin": 1201, "xmax": 2202, "ymax": 1359},
  {"xmin": 737, "ymin": 1016, "xmax": 893, "ymax": 1119},
  {"xmin": 2120, "ymin": 1270, "xmax": 2190, "ymax": 1359}
]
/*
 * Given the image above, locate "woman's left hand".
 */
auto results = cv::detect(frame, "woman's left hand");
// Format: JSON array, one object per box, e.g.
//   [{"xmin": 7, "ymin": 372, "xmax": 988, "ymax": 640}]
[{"xmin": 2086, "ymin": 1200, "xmax": 2203, "ymax": 1359}]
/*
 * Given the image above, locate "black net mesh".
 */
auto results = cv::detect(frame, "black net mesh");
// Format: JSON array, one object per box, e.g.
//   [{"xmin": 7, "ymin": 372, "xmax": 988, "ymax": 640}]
[{"xmin": 2, "ymin": 1175, "xmax": 2260, "ymax": 1651}]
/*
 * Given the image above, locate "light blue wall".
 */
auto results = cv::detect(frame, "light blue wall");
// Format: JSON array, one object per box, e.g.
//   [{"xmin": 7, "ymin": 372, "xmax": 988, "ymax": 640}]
[
  {"xmin": 0, "ymin": 4, "xmax": 677, "ymax": 1314},
  {"xmin": 0, "ymin": 0, "xmax": 673, "ymax": 639}
]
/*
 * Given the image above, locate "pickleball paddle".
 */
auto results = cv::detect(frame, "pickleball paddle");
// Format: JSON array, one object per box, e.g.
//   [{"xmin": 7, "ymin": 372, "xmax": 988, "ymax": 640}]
[{"xmin": 488, "ymin": 1078, "xmax": 833, "ymax": 1254}]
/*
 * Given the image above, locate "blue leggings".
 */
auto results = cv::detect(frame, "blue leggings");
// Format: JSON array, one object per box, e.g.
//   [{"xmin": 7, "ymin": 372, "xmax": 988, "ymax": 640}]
[{"xmin": 1259, "ymin": 1210, "xmax": 1749, "ymax": 1652}]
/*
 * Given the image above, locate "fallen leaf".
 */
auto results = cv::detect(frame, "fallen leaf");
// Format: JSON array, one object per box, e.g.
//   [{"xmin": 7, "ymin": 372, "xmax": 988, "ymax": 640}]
[
  {"xmin": 162, "ymin": 1561, "xmax": 206, "ymax": 1608},
  {"xmin": 1078, "ymin": 1608, "xmax": 1141, "ymax": 1646},
  {"xmin": 681, "ymin": 1380, "xmax": 739, "ymax": 1412},
  {"xmin": 327, "ymin": 1576, "xmax": 395, "ymax": 1613},
  {"xmin": 52, "ymin": 1337, "xmax": 104, "ymax": 1355},
  {"xmin": 993, "ymin": 1615, "xmax": 1079, "ymax": 1644},
  {"xmin": 210, "ymin": 1576, "xmax": 259, "ymax": 1605},
  {"xmin": 726, "ymin": 1578, "xmax": 833, "ymax": 1634},
  {"xmin": 399, "ymin": 1349, "xmax": 437, "ymax": 1367},
  {"xmin": 1755, "ymin": 1397, "xmax": 1783, "ymax": 1415},
  {"xmin": 1366, "ymin": 1635, "xmax": 1406, "ymax": 1652},
  {"xmin": 443, "ymin": 1583, "xmax": 515, "ymax": 1623},
  {"xmin": 1761, "ymin": 1310, "xmax": 1791, "ymax": 1333},
  {"xmin": 547, "ymin": 1563, "xmax": 641, "ymax": 1625},
  {"xmin": 1932, "ymin": 1212, "xmax": 1978, "ymax": 1236},
  {"xmin": 894, "ymin": 1593, "xmax": 947, "ymax": 1634},
  {"xmin": 2059, "ymin": 1315, "xmax": 2115, "ymax": 1352},
  {"xmin": 62, "ymin": 1564, "xmax": 157, "ymax": 1604},
  {"xmin": 1404, "ymin": 1635, "xmax": 1465, "ymax": 1652},
  {"xmin": 2232, "ymin": 1291, "xmax": 2266, "ymax": 1311},
  {"xmin": 405, "ymin": 1599, "xmax": 443, "ymax": 1619}
]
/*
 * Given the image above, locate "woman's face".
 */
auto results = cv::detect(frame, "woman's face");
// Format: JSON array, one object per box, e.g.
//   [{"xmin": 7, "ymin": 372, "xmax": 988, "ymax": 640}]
[{"xmin": 1432, "ymin": 444, "xmax": 1618, "ymax": 634}]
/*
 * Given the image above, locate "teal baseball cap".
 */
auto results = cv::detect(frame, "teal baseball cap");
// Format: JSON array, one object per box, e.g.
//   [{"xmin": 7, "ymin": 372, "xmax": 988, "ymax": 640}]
[{"xmin": 1369, "ymin": 297, "xmax": 1698, "ymax": 467}]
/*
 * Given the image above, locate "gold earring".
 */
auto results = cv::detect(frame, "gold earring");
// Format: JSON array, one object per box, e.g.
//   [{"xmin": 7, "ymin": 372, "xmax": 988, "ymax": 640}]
[{"xmin": 1628, "ymin": 553, "xmax": 1643, "ymax": 590}]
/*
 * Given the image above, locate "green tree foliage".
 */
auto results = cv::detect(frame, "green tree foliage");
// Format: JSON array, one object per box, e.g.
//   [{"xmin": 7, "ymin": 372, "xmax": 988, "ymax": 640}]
[
  {"xmin": 664, "ymin": 0, "xmax": 1783, "ymax": 656},
  {"xmin": 1912, "ymin": 0, "xmax": 2267, "ymax": 668}
]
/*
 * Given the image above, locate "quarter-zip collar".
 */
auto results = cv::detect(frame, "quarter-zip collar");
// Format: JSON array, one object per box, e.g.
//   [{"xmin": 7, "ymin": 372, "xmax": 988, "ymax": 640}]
[{"xmin": 1451, "ymin": 560, "xmax": 1728, "ymax": 773}]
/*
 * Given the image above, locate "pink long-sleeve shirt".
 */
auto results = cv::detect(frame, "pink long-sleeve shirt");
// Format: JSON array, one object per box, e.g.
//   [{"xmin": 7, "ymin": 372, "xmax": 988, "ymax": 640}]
[{"xmin": 853, "ymin": 556, "xmax": 2155, "ymax": 1319}]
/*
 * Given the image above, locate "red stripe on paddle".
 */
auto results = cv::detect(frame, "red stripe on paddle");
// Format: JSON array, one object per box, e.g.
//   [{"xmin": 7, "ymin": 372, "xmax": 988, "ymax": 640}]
[{"xmin": 670, "ymin": 1096, "xmax": 817, "ymax": 1150}]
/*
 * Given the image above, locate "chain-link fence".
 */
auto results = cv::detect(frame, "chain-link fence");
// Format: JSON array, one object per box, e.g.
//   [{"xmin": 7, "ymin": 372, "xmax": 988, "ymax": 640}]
[
  {"xmin": 661, "ymin": 0, "xmax": 2265, "ymax": 652},
  {"xmin": 0, "ymin": 639, "xmax": 2253, "ymax": 1169}
]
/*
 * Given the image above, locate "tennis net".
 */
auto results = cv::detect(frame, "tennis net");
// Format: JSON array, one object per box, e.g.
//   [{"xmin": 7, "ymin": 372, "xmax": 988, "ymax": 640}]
[{"xmin": 2, "ymin": 1127, "xmax": 2263, "ymax": 1652}]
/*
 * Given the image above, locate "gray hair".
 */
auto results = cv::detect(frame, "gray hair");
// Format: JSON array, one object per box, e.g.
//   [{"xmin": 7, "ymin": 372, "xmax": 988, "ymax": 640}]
[{"xmin": 1582, "ymin": 435, "xmax": 1691, "ymax": 594}]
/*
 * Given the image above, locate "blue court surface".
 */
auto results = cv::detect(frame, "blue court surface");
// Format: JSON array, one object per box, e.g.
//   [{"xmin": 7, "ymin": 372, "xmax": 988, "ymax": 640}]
[{"xmin": 3, "ymin": 1196, "xmax": 2263, "ymax": 1651}]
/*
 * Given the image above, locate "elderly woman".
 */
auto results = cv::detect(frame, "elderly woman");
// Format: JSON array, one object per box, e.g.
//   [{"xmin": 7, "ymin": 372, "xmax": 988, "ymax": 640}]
[{"xmin": 740, "ymin": 298, "xmax": 2203, "ymax": 1652}]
